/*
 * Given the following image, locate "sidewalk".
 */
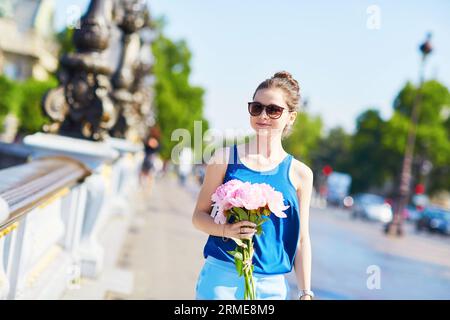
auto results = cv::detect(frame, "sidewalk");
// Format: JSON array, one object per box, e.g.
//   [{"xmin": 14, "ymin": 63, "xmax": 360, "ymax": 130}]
[{"xmin": 124, "ymin": 173, "xmax": 208, "ymax": 299}]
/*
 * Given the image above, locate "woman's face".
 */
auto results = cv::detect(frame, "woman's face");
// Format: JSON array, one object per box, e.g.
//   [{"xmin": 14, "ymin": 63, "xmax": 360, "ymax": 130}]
[{"xmin": 249, "ymin": 88, "xmax": 296, "ymax": 137}]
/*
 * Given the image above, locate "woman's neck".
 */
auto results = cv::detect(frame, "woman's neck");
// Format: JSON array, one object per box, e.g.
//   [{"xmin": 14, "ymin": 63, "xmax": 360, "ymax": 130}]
[{"xmin": 248, "ymin": 134, "xmax": 285, "ymax": 159}]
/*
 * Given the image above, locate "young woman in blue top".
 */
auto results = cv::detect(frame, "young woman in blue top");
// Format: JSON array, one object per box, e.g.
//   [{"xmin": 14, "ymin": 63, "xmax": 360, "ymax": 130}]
[{"xmin": 192, "ymin": 71, "xmax": 314, "ymax": 300}]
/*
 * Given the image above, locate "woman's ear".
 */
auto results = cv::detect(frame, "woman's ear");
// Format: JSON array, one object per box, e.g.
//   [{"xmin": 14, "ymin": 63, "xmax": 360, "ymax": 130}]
[{"xmin": 289, "ymin": 111, "xmax": 298, "ymax": 125}]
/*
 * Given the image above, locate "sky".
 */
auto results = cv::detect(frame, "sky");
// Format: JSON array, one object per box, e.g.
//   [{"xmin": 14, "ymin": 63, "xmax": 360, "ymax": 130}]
[{"xmin": 54, "ymin": 0, "xmax": 450, "ymax": 135}]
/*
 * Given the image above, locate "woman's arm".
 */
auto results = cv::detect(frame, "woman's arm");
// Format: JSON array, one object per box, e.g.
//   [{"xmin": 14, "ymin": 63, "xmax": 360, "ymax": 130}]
[
  {"xmin": 191, "ymin": 147, "xmax": 256, "ymax": 239},
  {"xmin": 293, "ymin": 164, "xmax": 314, "ymax": 300}
]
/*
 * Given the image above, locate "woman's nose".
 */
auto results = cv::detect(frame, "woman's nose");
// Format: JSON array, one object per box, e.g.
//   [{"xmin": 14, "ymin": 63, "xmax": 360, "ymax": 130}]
[{"xmin": 259, "ymin": 108, "xmax": 270, "ymax": 119}]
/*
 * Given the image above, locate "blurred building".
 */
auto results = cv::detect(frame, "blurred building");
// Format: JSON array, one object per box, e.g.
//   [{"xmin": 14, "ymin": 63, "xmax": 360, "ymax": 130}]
[{"xmin": 0, "ymin": 0, "xmax": 58, "ymax": 81}]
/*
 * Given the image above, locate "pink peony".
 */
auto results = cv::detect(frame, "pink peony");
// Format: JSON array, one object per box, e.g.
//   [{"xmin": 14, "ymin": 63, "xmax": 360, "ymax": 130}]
[
  {"xmin": 211, "ymin": 179, "xmax": 244, "ymax": 223},
  {"xmin": 249, "ymin": 183, "xmax": 267, "ymax": 209},
  {"xmin": 212, "ymin": 207, "xmax": 227, "ymax": 224},
  {"xmin": 267, "ymin": 190, "xmax": 290, "ymax": 218},
  {"xmin": 233, "ymin": 183, "xmax": 267, "ymax": 210},
  {"xmin": 211, "ymin": 179, "xmax": 289, "ymax": 222},
  {"xmin": 212, "ymin": 179, "xmax": 243, "ymax": 206},
  {"xmin": 209, "ymin": 179, "xmax": 290, "ymax": 300},
  {"xmin": 259, "ymin": 183, "xmax": 290, "ymax": 218}
]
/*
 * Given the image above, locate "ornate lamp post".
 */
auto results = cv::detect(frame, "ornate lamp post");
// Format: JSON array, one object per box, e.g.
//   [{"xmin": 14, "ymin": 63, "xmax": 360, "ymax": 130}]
[
  {"xmin": 42, "ymin": 0, "xmax": 154, "ymax": 142},
  {"xmin": 42, "ymin": 0, "xmax": 116, "ymax": 141},
  {"xmin": 385, "ymin": 33, "xmax": 433, "ymax": 236}
]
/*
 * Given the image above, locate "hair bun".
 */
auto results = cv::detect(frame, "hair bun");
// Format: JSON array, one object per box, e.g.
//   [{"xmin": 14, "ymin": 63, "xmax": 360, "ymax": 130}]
[{"xmin": 272, "ymin": 71, "xmax": 299, "ymax": 92}]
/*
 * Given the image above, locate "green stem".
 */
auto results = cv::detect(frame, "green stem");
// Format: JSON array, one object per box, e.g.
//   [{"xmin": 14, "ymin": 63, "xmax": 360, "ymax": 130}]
[{"xmin": 242, "ymin": 238, "xmax": 255, "ymax": 300}]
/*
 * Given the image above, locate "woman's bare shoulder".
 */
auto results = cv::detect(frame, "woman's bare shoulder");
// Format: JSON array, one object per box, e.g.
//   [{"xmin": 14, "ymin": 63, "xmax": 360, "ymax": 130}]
[
  {"xmin": 290, "ymin": 157, "xmax": 314, "ymax": 190},
  {"xmin": 291, "ymin": 158, "xmax": 313, "ymax": 177}
]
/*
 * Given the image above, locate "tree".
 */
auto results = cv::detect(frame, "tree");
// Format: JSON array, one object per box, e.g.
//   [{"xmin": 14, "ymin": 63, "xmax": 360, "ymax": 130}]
[
  {"xmin": 0, "ymin": 75, "xmax": 21, "ymax": 130},
  {"xmin": 383, "ymin": 80, "xmax": 450, "ymax": 194},
  {"xmin": 310, "ymin": 126, "xmax": 352, "ymax": 174},
  {"xmin": 151, "ymin": 19, "xmax": 209, "ymax": 160},
  {"xmin": 16, "ymin": 77, "xmax": 57, "ymax": 135},
  {"xmin": 283, "ymin": 112, "xmax": 323, "ymax": 165},
  {"xmin": 347, "ymin": 109, "xmax": 390, "ymax": 193},
  {"xmin": 0, "ymin": 74, "xmax": 56, "ymax": 137}
]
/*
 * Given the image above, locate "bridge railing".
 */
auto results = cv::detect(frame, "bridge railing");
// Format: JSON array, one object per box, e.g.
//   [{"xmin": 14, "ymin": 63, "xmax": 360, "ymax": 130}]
[{"xmin": 0, "ymin": 133, "xmax": 143, "ymax": 299}]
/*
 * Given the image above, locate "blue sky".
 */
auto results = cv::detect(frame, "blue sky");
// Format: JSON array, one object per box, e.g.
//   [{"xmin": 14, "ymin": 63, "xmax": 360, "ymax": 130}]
[{"xmin": 54, "ymin": 0, "xmax": 450, "ymax": 134}]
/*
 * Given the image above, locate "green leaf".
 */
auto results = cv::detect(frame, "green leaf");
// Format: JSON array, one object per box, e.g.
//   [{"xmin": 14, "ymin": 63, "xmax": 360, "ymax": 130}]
[
  {"xmin": 234, "ymin": 252, "xmax": 243, "ymax": 261},
  {"xmin": 233, "ymin": 207, "xmax": 249, "ymax": 221},
  {"xmin": 227, "ymin": 249, "xmax": 243, "ymax": 261},
  {"xmin": 256, "ymin": 217, "xmax": 269, "ymax": 226}
]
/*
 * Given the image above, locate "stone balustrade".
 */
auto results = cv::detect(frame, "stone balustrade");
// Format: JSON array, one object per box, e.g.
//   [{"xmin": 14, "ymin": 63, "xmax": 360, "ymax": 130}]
[{"xmin": 0, "ymin": 133, "xmax": 143, "ymax": 299}]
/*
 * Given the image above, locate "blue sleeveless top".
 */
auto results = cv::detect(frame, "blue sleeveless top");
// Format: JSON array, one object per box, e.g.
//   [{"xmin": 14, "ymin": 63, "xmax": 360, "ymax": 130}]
[{"xmin": 203, "ymin": 144, "xmax": 300, "ymax": 275}]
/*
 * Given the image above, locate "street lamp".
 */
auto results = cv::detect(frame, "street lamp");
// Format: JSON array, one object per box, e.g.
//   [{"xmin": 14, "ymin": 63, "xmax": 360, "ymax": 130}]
[{"xmin": 384, "ymin": 33, "xmax": 433, "ymax": 237}]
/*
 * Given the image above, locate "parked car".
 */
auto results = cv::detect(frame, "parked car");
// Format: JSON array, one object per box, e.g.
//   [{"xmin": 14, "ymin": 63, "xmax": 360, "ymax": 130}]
[
  {"xmin": 351, "ymin": 193, "xmax": 393, "ymax": 223},
  {"xmin": 404, "ymin": 205, "xmax": 423, "ymax": 222},
  {"xmin": 416, "ymin": 206, "xmax": 450, "ymax": 235}
]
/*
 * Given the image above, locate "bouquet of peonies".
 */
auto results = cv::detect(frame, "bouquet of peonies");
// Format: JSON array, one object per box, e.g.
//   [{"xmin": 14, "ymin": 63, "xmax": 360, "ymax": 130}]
[{"xmin": 211, "ymin": 179, "xmax": 289, "ymax": 300}]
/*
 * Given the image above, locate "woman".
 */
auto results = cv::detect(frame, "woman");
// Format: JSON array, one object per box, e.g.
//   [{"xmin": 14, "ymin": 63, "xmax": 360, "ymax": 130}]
[{"xmin": 192, "ymin": 71, "xmax": 314, "ymax": 300}]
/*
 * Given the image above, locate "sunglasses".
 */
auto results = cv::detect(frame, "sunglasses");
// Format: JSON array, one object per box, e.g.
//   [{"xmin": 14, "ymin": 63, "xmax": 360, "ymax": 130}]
[{"xmin": 247, "ymin": 102, "xmax": 286, "ymax": 119}]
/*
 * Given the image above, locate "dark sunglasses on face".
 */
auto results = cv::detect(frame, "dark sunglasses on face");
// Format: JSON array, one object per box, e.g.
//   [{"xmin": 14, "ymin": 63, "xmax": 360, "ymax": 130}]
[{"xmin": 247, "ymin": 101, "xmax": 286, "ymax": 119}]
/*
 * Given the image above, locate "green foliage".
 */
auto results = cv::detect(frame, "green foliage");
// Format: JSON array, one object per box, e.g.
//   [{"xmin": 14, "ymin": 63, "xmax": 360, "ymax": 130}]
[
  {"xmin": 323, "ymin": 80, "xmax": 450, "ymax": 195},
  {"xmin": 348, "ymin": 109, "xmax": 392, "ymax": 192},
  {"xmin": 0, "ymin": 75, "xmax": 21, "ymax": 128},
  {"xmin": 304, "ymin": 78, "xmax": 450, "ymax": 197},
  {"xmin": 0, "ymin": 75, "xmax": 56, "ymax": 135},
  {"xmin": 394, "ymin": 80, "xmax": 450, "ymax": 125},
  {"xmin": 310, "ymin": 127, "xmax": 352, "ymax": 174},
  {"xmin": 383, "ymin": 80, "xmax": 450, "ymax": 194},
  {"xmin": 56, "ymin": 27, "xmax": 75, "ymax": 57},
  {"xmin": 151, "ymin": 20, "xmax": 209, "ymax": 160},
  {"xmin": 16, "ymin": 77, "xmax": 57, "ymax": 134},
  {"xmin": 283, "ymin": 112, "xmax": 323, "ymax": 165},
  {"xmin": 387, "ymin": 80, "xmax": 450, "ymax": 166}
]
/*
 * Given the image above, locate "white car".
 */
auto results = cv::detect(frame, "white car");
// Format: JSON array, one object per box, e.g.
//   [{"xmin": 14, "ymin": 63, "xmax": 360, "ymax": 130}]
[{"xmin": 352, "ymin": 193, "xmax": 393, "ymax": 223}]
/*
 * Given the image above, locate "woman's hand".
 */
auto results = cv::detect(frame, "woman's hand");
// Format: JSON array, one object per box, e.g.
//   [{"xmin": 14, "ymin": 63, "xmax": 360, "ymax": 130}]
[{"xmin": 224, "ymin": 221, "xmax": 257, "ymax": 240}]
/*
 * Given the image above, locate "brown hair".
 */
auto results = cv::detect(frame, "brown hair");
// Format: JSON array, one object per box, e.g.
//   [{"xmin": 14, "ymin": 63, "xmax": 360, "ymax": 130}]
[{"xmin": 252, "ymin": 71, "xmax": 300, "ymax": 137}]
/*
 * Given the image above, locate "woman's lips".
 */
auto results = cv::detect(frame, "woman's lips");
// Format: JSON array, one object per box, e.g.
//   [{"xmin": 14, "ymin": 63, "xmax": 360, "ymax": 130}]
[{"xmin": 256, "ymin": 122, "xmax": 271, "ymax": 127}]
